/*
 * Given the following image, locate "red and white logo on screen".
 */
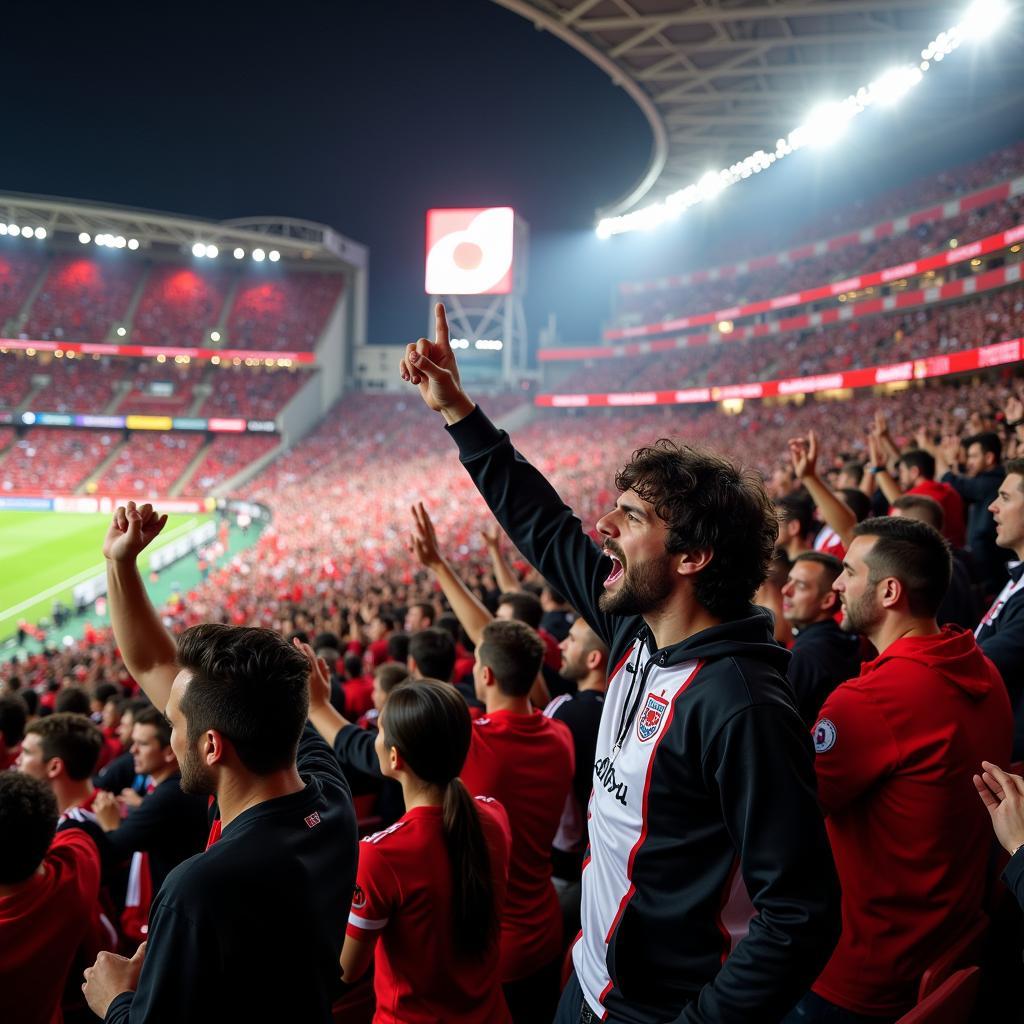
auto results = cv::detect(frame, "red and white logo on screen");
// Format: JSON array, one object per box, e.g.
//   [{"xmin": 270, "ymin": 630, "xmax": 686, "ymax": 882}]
[{"xmin": 425, "ymin": 207, "xmax": 514, "ymax": 295}]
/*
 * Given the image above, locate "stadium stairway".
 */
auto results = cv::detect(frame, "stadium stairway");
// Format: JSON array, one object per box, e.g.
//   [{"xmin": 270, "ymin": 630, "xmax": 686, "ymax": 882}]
[
  {"xmin": 170, "ymin": 439, "xmax": 215, "ymax": 497},
  {"xmin": 116, "ymin": 263, "xmax": 154, "ymax": 339},
  {"xmin": 209, "ymin": 438, "xmax": 285, "ymax": 498},
  {"xmin": 8, "ymin": 252, "xmax": 53, "ymax": 336},
  {"xmin": 77, "ymin": 434, "xmax": 128, "ymax": 494}
]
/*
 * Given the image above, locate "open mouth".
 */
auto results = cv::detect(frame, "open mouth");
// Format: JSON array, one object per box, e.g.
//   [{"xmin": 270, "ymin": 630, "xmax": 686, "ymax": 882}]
[{"xmin": 604, "ymin": 552, "xmax": 625, "ymax": 587}]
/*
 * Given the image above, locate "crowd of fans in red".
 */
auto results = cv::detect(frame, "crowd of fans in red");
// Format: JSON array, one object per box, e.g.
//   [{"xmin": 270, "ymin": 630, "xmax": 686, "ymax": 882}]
[{"xmin": 2, "ymin": 141, "xmax": 1024, "ymax": 1024}]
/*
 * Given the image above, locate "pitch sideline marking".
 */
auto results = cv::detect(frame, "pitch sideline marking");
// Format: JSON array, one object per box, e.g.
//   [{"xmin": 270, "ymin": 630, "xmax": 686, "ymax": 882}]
[{"xmin": 0, "ymin": 517, "xmax": 201, "ymax": 621}]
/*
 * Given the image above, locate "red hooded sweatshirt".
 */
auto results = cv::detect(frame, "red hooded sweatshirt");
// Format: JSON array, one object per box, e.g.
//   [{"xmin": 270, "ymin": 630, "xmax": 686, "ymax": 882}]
[{"xmin": 810, "ymin": 625, "xmax": 1011, "ymax": 1016}]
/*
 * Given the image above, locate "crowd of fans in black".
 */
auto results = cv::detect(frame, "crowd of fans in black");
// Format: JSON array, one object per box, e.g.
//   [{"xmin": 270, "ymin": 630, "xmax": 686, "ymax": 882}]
[{"xmin": 1, "ymin": 299, "xmax": 1024, "ymax": 1024}]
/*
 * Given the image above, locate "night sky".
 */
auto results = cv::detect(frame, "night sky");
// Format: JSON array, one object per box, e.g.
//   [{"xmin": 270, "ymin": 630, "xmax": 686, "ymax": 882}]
[{"xmin": 2, "ymin": 0, "xmax": 1021, "ymax": 348}]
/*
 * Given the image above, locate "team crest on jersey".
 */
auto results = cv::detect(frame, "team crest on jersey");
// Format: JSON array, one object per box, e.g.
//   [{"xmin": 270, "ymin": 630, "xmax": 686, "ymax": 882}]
[
  {"xmin": 352, "ymin": 885, "xmax": 366, "ymax": 910},
  {"xmin": 813, "ymin": 718, "xmax": 837, "ymax": 753},
  {"xmin": 637, "ymin": 691, "xmax": 669, "ymax": 742}
]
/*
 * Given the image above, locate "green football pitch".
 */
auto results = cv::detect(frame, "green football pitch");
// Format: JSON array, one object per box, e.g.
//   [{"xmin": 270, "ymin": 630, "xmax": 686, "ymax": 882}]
[{"xmin": 0, "ymin": 510, "xmax": 212, "ymax": 641}]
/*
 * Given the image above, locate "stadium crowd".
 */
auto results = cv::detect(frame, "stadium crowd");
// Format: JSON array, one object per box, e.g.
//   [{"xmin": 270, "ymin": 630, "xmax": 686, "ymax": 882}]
[
  {"xmin": 2, "ymin": 140, "xmax": 1024, "ymax": 1024},
  {"xmin": 2, "ymin": 316, "xmax": 1024, "ymax": 1022}
]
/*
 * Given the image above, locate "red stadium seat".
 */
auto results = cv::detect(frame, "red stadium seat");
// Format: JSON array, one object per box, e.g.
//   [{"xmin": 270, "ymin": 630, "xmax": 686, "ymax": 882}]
[
  {"xmin": 897, "ymin": 967, "xmax": 980, "ymax": 1024},
  {"xmin": 917, "ymin": 915, "xmax": 988, "ymax": 1001}
]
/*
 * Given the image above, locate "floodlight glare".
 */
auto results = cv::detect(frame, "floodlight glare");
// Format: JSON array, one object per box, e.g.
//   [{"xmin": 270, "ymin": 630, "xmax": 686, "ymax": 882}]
[
  {"xmin": 34, "ymin": 227, "xmax": 46, "ymax": 239},
  {"xmin": 116, "ymin": 327, "xmax": 127, "ymax": 337},
  {"xmin": 128, "ymin": 238, "xmax": 140, "ymax": 250},
  {"xmin": 962, "ymin": 0, "xmax": 1010, "ymax": 38},
  {"xmin": 252, "ymin": 248, "xmax": 266, "ymax": 262},
  {"xmin": 0, "ymin": 225, "xmax": 7, "ymax": 236},
  {"xmin": 192, "ymin": 242, "xmax": 206, "ymax": 257},
  {"xmin": 233, "ymin": 247, "xmax": 245, "ymax": 259},
  {"xmin": 116, "ymin": 236, "xmax": 127, "ymax": 248},
  {"xmin": 21, "ymin": 226, "xmax": 33, "ymax": 238},
  {"xmin": 206, "ymin": 244, "xmax": 219, "ymax": 259},
  {"xmin": 268, "ymin": 249, "xmax": 280, "ymax": 262},
  {"xmin": 79, "ymin": 232, "xmax": 91, "ymax": 244},
  {"xmin": 210, "ymin": 331, "xmax": 221, "ymax": 342},
  {"xmin": 7, "ymin": 224, "xmax": 18, "ymax": 235}
]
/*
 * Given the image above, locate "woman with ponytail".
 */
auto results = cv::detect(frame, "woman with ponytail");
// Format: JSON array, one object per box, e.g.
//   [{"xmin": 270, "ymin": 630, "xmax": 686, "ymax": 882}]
[{"xmin": 340, "ymin": 679, "xmax": 512, "ymax": 1023}]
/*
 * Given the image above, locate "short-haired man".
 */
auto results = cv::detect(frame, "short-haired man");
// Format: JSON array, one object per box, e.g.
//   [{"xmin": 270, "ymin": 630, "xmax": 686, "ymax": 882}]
[
  {"xmin": 792, "ymin": 516, "xmax": 1013, "ymax": 1021},
  {"xmin": 932, "ymin": 430, "xmax": 1007, "ymax": 596},
  {"xmin": 896, "ymin": 450, "xmax": 966, "ymax": 547},
  {"xmin": 780, "ymin": 553, "xmax": 861, "ymax": 725},
  {"xmin": 407, "ymin": 626, "xmax": 456, "ymax": 682},
  {"xmin": 403, "ymin": 600, "xmax": 435, "ymax": 633},
  {"xmin": 401, "ymin": 305, "xmax": 839, "ymax": 1024},
  {"xmin": 544, "ymin": 617, "xmax": 608, "ymax": 942},
  {"xmin": 81, "ymin": 501, "xmax": 358, "ymax": 1023},
  {"xmin": 0, "ymin": 772, "xmax": 103, "ymax": 1024},
  {"xmin": 92, "ymin": 706, "xmax": 209, "ymax": 898},
  {"xmin": 891, "ymin": 494, "xmax": 979, "ymax": 630},
  {"xmin": 978, "ymin": 458, "xmax": 1024, "ymax": 755},
  {"xmin": 18, "ymin": 713, "xmax": 104, "ymax": 817},
  {"xmin": 777, "ymin": 493, "xmax": 819, "ymax": 560},
  {"xmin": 311, "ymin": 614, "xmax": 574, "ymax": 1022}
]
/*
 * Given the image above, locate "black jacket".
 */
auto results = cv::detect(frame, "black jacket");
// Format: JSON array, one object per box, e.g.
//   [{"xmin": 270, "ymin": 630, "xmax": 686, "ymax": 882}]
[
  {"xmin": 332, "ymin": 723, "xmax": 404, "ymax": 827},
  {"xmin": 105, "ymin": 726, "xmax": 358, "ymax": 1024},
  {"xmin": 448, "ymin": 406, "xmax": 840, "ymax": 1024},
  {"xmin": 103, "ymin": 773, "xmax": 208, "ymax": 895},
  {"xmin": 788, "ymin": 619, "xmax": 862, "ymax": 726},
  {"xmin": 942, "ymin": 467, "xmax": 1008, "ymax": 593},
  {"xmin": 976, "ymin": 562, "xmax": 1024, "ymax": 756}
]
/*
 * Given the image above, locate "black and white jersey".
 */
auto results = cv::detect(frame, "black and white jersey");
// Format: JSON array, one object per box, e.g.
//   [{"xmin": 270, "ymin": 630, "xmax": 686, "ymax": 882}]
[{"xmin": 449, "ymin": 406, "xmax": 840, "ymax": 1023}]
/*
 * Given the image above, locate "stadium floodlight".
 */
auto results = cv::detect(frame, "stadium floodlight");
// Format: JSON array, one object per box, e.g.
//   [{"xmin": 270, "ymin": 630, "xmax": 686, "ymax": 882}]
[
  {"xmin": 116, "ymin": 327, "xmax": 127, "ymax": 337},
  {"xmin": 192, "ymin": 241, "xmax": 206, "ymax": 257},
  {"xmin": 128, "ymin": 238, "xmax": 140, "ymax": 250},
  {"xmin": 268, "ymin": 250, "xmax": 280, "ymax": 262},
  {"xmin": 210, "ymin": 330, "xmax": 221, "ymax": 342},
  {"xmin": 7, "ymin": 224, "xmax": 18, "ymax": 235},
  {"xmin": 962, "ymin": 0, "xmax": 1010, "ymax": 37},
  {"xmin": 596, "ymin": 0, "xmax": 1016, "ymax": 237},
  {"xmin": 0, "ymin": 225, "xmax": 6, "ymax": 236},
  {"xmin": 78, "ymin": 232, "xmax": 91, "ymax": 244},
  {"xmin": 115, "ymin": 236, "xmax": 127, "ymax": 248},
  {"xmin": 34, "ymin": 227, "xmax": 46, "ymax": 240},
  {"xmin": 21, "ymin": 225, "xmax": 33, "ymax": 238},
  {"xmin": 206, "ymin": 244, "xmax": 219, "ymax": 259},
  {"xmin": 233, "ymin": 247, "xmax": 245, "ymax": 259},
  {"xmin": 252, "ymin": 248, "xmax": 266, "ymax": 262}
]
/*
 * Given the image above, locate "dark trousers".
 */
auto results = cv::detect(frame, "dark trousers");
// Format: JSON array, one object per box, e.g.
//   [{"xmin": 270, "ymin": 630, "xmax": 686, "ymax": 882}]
[
  {"xmin": 782, "ymin": 992, "xmax": 897, "ymax": 1024},
  {"xmin": 553, "ymin": 973, "xmax": 602, "ymax": 1024},
  {"xmin": 504, "ymin": 955, "xmax": 562, "ymax": 1024}
]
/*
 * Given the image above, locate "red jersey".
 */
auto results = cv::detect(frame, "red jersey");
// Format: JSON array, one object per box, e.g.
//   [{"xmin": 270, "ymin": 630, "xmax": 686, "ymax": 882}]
[
  {"xmin": 461, "ymin": 709, "xmax": 574, "ymax": 981},
  {"xmin": 0, "ymin": 828, "xmax": 102, "ymax": 1024},
  {"xmin": 347, "ymin": 799, "xmax": 512, "ymax": 1024},
  {"xmin": 813, "ymin": 525, "xmax": 845, "ymax": 562},
  {"xmin": 811, "ymin": 626, "xmax": 1012, "ymax": 1015},
  {"xmin": 898, "ymin": 479, "xmax": 967, "ymax": 549}
]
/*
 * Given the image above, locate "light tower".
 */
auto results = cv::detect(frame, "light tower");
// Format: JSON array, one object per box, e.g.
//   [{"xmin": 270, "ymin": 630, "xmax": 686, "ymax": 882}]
[{"xmin": 424, "ymin": 207, "xmax": 529, "ymax": 383}]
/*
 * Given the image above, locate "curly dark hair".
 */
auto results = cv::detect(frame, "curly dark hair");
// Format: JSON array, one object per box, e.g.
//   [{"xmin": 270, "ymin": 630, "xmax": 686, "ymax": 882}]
[
  {"xmin": 0, "ymin": 772, "xmax": 58, "ymax": 884},
  {"xmin": 615, "ymin": 440, "xmax": 777, "ymax": 619}
]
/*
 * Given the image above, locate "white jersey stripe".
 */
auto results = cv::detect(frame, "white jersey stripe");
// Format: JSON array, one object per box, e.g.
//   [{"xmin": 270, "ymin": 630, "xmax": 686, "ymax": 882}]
[{"xmin": 348, "ymin": 911, "xmax": 389, "ymax": 931}]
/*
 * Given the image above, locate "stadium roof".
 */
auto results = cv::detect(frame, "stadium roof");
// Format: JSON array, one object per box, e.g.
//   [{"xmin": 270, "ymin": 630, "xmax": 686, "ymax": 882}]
[
  {"xmin": 492, "ymin": 0, "xmax": 1022, "ymax": 221},
  {"xmin": 0, "ymin": 192, "xmax": 367, "ymax": 270}
]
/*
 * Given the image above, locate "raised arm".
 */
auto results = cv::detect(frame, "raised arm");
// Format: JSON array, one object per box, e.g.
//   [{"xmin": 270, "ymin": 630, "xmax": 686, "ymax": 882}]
[
  {"xmin": 410, "ymin": 502, "xmax": 493, "ymax": 647},
  {"xmin": 480, "ymin": 521, "xmax": 521, "ymax": 595},
  {"xmin": 401, "ymin": 304, "xmax": 616, "ymax": 645},
  {"xmin": 867, "ymin": 433, "xmax": 901, "ymax": 507},
  {"xmin": 102, "ymin": 502, "xmax": 177, "ymax": 713},
  {"xmin": 788, "ymin": 432, "xmax": 857, "ymax": 549},
  {"xmin": 298, "ymin": 639, "xmax": 352, "ymax": 748}
]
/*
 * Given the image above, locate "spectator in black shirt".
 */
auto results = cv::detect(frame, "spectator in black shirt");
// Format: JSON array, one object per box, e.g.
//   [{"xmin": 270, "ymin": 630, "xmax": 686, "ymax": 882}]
[
  {"xmin": 544, "ymin": 617, "xmax": 608, "ymax": 883},
  {"xmin": 540, "ymin": 584, "xmax": 576, "ymax": 643},
  {"xmin": 931, "ymin": 430, "xmax": 1008, "ymax": 597},
  {"xmin": 780, "ymin": 553, "xmax": 862, "ymax": 726},
  {"xmin": 94, "ymin": 698, "xmax": 150, "ymax": 799},
  {"xmin": 92, "ymin": 706, "xmax": 207, "ymax": 896},
  {"xmin": 977, "ymin": 460, "xmax": 1024, "ymax": 755},
  {"xmin": 82, "ymin": 501, "xmax": 357, "ymax": 1024},
  {"xmin": 891, "ymin": 494, "xmax": 980, "ymax": 631}
]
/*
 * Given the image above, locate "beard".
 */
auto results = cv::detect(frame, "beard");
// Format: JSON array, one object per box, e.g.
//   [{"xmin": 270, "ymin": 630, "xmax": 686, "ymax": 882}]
[
  {"xmin": 599, "ymin": 551, "xmax": 676, "ymax": 617},
  {"xmin": 840, "ymin": 587, "xmax": 882, "ymax": 635},
  {"xmin": 179, "ymin": 741, "xmax": 216, "ymax": 796}
]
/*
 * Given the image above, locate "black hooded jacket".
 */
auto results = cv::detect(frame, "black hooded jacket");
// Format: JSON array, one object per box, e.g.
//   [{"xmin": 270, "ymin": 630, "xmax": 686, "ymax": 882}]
[{"xmin": 448, "ymin": 405, "xmax": 840, "ymax": 1024}]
